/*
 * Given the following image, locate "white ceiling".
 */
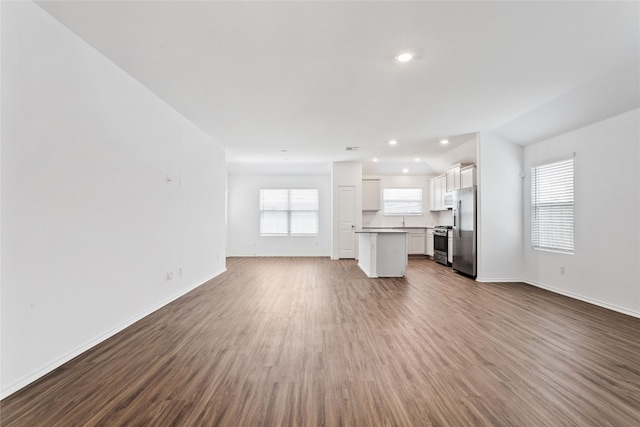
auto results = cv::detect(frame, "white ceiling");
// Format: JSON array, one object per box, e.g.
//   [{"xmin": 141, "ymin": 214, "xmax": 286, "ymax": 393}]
[{"xmin": 36, "ymin": 1, "xmax": 639, "ymax": 175}]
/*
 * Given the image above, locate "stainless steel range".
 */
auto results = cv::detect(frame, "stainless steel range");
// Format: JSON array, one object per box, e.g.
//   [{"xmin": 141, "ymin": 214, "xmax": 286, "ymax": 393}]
[{"xmin": 433, "ymin": 226, "xmax": 452, "ymax": 266}]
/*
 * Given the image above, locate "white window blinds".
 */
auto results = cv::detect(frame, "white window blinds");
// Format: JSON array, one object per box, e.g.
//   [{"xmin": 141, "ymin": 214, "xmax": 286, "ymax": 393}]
[
  {"xmin": 531, "ymin": 159, "xmax": 574, "ymax": 253},
  {"xmin": 383, "ymin": 188, "xmax": 423, "ymax": 215},
  {"xmin": 260, "ymin": 189, "xmax": 319, "ymax": 236}
]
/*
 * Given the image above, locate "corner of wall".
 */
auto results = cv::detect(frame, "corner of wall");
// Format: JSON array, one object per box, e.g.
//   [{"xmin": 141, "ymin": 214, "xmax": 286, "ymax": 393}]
[{"xmin": 476, "ymin": 132, "xmax": 524, "ymax": 281}]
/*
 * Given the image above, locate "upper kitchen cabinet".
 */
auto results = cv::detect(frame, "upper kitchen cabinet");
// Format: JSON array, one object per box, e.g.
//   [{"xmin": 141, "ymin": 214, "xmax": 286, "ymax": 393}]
[
  {"xmin": 460, "ymin": 165, "xmax": 476, "ymax": 189},
  {"xmin": 429, "ymin": 175, "xmax": 448, "ymax": 211},
  {"xmin": 362, "ymin": 179, "xmax": 381, "ymax": 211},
  {"xmin": 446, "ymin": 164, "xmax": 461, "ymax": 192},
  {"xmin": 431, "ymin": 162, "xmax": 476, "ymax": 211},
  {"xmin": 447, "ymin": 163, "xmax": 477, "ymax": 191}
]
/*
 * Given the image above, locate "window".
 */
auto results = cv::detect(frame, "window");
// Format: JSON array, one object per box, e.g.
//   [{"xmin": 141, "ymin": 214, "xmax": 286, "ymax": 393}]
[
  {"xmin": 531, "ymin": 158, "xmax": 574, "ymax": 253},
  {"xmin": 383, "ymin": 188, "xmax": 423, "ymax": 215},
  {"xmin": 260, "ymin": 189, "xmax": 318, "ymax": 236}
]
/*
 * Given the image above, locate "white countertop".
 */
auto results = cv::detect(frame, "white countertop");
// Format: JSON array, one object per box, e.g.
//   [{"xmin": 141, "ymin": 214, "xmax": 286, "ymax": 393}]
[
  {"xmin": 356, "ymin": 229, "xmax": 408, "ymax": 233},
  {"xmin": 361, "ymin": 226, "xmax": 433, "ymax": 230}
]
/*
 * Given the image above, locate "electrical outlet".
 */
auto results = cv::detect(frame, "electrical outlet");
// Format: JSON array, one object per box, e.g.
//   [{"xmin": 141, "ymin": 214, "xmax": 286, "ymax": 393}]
[
  {"xmin": 560, "ymin": 266, "xmax": 565, "ymax": 275},
  {"xmin": 167, "ymin": 271, "xmax": 174, "ymax": 280}
]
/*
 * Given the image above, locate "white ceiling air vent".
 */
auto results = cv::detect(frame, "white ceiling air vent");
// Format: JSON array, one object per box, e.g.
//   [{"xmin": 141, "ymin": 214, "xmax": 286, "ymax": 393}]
[{"xmin": 346, "ymin": 147, "xmax": 360, "ymax": 151}]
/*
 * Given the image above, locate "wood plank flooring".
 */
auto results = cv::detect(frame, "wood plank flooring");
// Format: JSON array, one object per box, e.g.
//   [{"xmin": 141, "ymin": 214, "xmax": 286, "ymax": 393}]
[{"xmin": 2, "ymin": 257, "xmax": 639, "ymax": 426}]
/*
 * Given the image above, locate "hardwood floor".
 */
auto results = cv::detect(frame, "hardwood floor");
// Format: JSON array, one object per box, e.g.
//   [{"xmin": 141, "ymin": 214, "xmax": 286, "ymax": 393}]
[{"xmin": 2, "ymin": 257, "xmax": 639, "ymax": 426}]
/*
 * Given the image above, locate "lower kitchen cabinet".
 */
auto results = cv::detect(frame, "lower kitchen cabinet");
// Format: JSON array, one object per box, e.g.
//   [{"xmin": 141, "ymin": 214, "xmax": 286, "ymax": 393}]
[
  {"xmin": 407, "ymin": 229, "xmax": 426, "ymax": 255},
  {"xmin": 425, "ymin": 229, "xmax": 434, "ymax": 257},
  {"xmin": 448, "ymin": 231, "xmax": 453, "ymax": 264}
]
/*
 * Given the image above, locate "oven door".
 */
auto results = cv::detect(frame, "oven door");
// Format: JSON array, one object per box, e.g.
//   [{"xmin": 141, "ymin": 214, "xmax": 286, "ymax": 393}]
[{"xmin": 434, "ymin": 233, "xmax": 448, "ymax": 253}]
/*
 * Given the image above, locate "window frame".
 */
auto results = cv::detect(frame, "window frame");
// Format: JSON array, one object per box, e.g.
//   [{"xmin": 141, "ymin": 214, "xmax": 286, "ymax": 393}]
[
  {"xmin": 382, "ymin": 187, "xmax": 423, "ymax": 216},
  {"xmin": 530, "ymin": 158, "xmax": 575, "ymax": 254},
  {"xmin": 259, "ymin": 188, "xmax": 319, "ymax": 236}
]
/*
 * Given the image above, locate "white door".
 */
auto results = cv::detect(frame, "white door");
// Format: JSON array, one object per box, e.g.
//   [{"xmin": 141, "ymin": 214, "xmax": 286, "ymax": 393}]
[{"xmin": 338, "ymin": 186, "xmax": 356, "ymax": 259}]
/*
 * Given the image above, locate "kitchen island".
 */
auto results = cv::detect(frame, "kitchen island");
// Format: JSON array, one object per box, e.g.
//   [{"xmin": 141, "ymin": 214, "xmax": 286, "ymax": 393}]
[{"xmin": 356, "ymin": 229, "xmax": 408, "ymax": 278}]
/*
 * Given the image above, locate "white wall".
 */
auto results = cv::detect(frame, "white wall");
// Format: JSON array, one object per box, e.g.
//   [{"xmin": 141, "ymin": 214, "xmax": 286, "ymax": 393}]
[
  {"xmin": 227, "ymin": 175, "xmax": 331, "ymax": 256},
  {"xmin": 477, "ymin": 133, "xmax": 524, "ymax": 282},
  {"xmin": 523, "ymin": 109, "xmax": 640, "ymax": 317},
  {"xmin": 362, "ymin": 175, "xmax": 441, "ymax": 227},
  {"xmin": 1, "ymin": 2, "xmax": 227, "ymax": 397}
]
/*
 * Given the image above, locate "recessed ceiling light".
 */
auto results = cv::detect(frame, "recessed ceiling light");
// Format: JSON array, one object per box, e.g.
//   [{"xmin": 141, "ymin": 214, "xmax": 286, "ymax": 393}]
[
  {"xmin": 414, "ymin": 158, "xmax": 420, "ymax": 162},
  {"xmin": 403, "ymin": 168, "xmax": 409, "ymax": 173},
  {"xmin": 389, "ymin": 140, "xmax": 398, "ymax": 146},
  {"xmin": 395, "ymin": 52, "xmax": 414, "ymax": 63},
  {"xmin": 440, "ymin": 139, "xmax": 449, "ymax": 145},
  {"xmin": 281, "ymin": 149, "xmax": 288, "ymax": 152},
  {"xmin": 373, "ymin": 158, "xmax": 379, "ymax": 162}
]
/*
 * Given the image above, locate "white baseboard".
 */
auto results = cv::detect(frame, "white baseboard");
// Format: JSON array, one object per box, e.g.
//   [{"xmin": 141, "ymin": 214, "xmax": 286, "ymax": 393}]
[
  {"xmin": 227, "ymin": 253, "xmax": 330, "ymax": 258},
  {"xmin": 475, "ymin": 277, "xmax": 524, "ymax": 283},
  {"xmin": 0, "ymin": 268, "xmax": 226, "ymax": 400},
  {"xmin": 475, "ymin": 277, "xmax": 639, "ymax": 319},
  {"xmin": 523, "ymin": 279, "xmax": 640, "ymax": 319}
]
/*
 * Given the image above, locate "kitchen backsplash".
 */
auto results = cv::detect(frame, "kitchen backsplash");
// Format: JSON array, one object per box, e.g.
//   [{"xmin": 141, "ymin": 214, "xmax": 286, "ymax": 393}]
[{"xmin": 362, "ymin": 209, "xmax": 452, "ymax": 228}]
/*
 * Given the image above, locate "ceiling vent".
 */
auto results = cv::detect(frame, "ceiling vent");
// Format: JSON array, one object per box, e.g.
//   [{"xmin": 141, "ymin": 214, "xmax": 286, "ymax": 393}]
[{"xmin": 346, "ymin": 147, "xmax": 360, "ymax": 151}]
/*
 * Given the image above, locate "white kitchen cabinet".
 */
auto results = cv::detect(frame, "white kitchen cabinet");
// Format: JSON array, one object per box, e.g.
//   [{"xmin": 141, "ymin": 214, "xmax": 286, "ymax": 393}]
[
  {"xmin": 429, "ymin": 175, "xmax": 448, "ymax": 211},
  {"xmin": 460, "ymin": 165, "xmax": 476, "ymax": 189},
  {"xmin": 362, "ymin": 179, "xmax": 381, "ymax": 211},
  {"xmin": 434, "ymin": 177, "xmax": 443, "ymax": 210},
  {"xmin": 429, "ymin": 175, "xmax": 439, "ymax": 211},
  {"xmin": 446, "ymin": 164, "xmax": 461, "ymax": 192},
  {"xmin": 407, "ymin": 229, "xmax": 426, "ymax": 255},
  {"xmin": 448, "ymin": 231, "xmax": 453, "ymax": 264},
  {"xmin": 425, "ymin": 228, "xmax": 434, "ymax": 257},
  {"xmin": 429, "ymin": 179, "xmax": 436, "ymax": 211}
]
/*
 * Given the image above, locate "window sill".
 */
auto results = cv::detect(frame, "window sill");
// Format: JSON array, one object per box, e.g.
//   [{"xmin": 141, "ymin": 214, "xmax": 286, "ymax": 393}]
[{"xmin": 532, "ymin": 247, "xmax": 574, "ymax": 255}]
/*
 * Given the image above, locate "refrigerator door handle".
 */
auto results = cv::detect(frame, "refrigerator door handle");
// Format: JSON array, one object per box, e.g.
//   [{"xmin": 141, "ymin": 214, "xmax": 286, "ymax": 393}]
[
  {"xmin": 457, "ymin": 200, "xmax": 462, "ymax": 238},
  {"xmin": 453, "ymin": 209, "xmax": 456, "ymax": 228}
]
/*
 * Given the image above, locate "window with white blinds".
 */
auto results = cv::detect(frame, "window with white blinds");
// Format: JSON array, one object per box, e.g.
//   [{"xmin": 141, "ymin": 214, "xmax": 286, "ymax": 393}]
[
  {"xmin": 260, "ymin": 189, "xmax": 319, "ymax": 236},
  {"xmin": 383, "ymin": 188, "xmax": 423, "ymax": 215},
  {"xmin": 531, "ymin": 158, "xmax": 574, "ymax": 253}
]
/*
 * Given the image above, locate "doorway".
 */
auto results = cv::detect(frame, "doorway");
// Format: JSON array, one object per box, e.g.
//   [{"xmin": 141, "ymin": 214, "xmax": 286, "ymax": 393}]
[{"xmin": 338, "ymin": 185, "xmax": 356, "ymax": 258}]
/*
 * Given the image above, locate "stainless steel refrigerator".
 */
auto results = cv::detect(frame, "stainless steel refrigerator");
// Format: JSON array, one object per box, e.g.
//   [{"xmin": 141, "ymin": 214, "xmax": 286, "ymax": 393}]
[{"xmin": 452, "ymin": 186, "xmax": 477, "ymax": 278}]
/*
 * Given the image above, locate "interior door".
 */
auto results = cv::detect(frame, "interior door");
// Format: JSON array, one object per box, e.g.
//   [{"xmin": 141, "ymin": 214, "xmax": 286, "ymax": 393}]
[{"xmin": 338, "ymin": 185, "xmax": 356, "ymax": 259}]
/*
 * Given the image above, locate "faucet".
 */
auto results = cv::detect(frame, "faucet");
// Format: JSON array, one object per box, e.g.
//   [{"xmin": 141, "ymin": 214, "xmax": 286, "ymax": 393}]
[{"xmin": 402, "ymin": 217, "xmax": 405, "ymax": 227}]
